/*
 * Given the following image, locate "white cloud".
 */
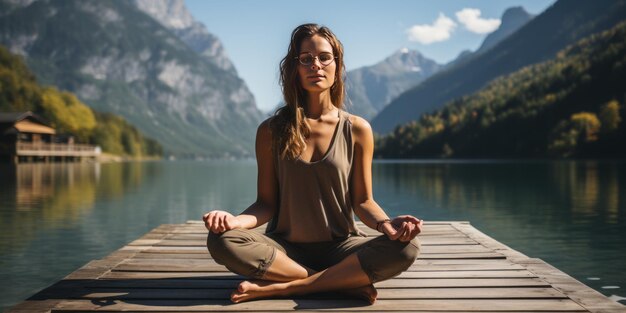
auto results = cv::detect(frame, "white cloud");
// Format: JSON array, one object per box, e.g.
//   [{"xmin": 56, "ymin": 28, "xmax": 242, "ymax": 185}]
[
  {"xmin": 406, "ymin": 13, "xmax": 457, "ymax": 45},
  {"xmin": 455, "ymin": 8, "xmax": 501, "ymax": 34}
]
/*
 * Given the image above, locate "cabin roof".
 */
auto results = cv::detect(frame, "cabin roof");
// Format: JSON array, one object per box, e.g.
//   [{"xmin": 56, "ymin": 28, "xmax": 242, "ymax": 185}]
[
  {"xmin": 0, "ymin": 111, "xmax": 56, "ymax": 135},
  {"xmin": 0, "ymin": 111, "xmax": 49, "ymax": 124}
]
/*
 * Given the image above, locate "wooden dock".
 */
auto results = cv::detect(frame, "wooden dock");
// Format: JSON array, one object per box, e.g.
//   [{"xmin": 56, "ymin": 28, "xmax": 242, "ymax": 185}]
[{"xmin": 9, "ymin": 221, "xmax": 626, "ymax": 312}]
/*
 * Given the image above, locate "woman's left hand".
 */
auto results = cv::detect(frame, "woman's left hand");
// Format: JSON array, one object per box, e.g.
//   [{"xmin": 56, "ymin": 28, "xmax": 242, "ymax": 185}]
[{"xmin": 382, "ymin": 215, "xmax": 423, "ymax": 242}]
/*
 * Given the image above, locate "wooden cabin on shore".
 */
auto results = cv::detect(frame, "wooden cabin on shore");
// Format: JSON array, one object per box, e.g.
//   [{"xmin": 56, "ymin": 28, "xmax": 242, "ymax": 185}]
[{"xmin": 0, "ymin": 111, "xmax": 100, "ymax": 163}]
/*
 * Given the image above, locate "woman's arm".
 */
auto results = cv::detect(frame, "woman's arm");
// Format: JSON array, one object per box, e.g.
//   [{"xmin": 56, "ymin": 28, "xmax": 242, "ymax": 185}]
[
  {"xmin": 203, "ymin": 119, "xmax": 278, "ymax": 233},
  {"xmin": 349, "ymin": 116, "xmax": 422, "ymax": 242}
]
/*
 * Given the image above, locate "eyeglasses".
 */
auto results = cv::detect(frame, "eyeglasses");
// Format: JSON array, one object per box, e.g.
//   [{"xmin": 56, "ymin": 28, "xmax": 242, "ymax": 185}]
[{"xmin": 295, "ymin": 52, "xmax": 337, "ymax": 66}]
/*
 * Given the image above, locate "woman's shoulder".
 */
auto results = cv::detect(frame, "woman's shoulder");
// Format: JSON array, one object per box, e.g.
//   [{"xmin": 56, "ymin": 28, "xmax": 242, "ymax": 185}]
[
  {"xmin": 259, "ymin": 116, "xmax": 274, "ymax": 128},
  {"xmin": 345, "ymin": 112, "xmax": 373, "ymax": 139},
  {"xmin": 256, "ymin": 116, "xmax": 274, "ymax": 141}
]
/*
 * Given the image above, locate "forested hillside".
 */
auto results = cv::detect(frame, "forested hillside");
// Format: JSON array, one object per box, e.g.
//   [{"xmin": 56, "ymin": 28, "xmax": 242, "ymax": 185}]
[
  {"xmin": 0, "ymin": 46, "xmax": 162, "ymax": 157},
  {"xmin": 376, "ymin": 21, "xmax": 626, "ymax": 158},
  {"xmin": 372, "ymin": 0, "xmax": 626, "ymax": 134}
]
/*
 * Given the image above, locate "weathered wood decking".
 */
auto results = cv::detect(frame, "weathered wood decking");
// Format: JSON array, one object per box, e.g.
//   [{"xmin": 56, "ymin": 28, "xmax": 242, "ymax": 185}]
[{"xmin": 9, "ymin": 221, "xmax": 626, "ymax": 312}]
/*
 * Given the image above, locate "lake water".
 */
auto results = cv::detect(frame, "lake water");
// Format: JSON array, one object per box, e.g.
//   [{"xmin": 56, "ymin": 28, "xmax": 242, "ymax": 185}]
[{"xmin": 1, "ymin": 160, "xmax": 625, "ymax": 310}]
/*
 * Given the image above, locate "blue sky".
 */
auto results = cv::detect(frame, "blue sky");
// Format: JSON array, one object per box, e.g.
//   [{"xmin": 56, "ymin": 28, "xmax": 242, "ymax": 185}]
[{"xmin": 185, "ymin": 0, "xmax": 556, "ymax": 112}]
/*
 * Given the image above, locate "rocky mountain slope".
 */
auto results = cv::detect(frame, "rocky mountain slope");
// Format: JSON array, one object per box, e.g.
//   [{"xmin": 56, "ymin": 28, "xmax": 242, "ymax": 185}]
[
  {"xmin": 0, "ymin": 0, "xmax": 264, "ymax": 157},
  {"xmin": 347, "ymin": 7, "xmax": 533, "ymax": 121},
  {"xmin": 346, "ymin": 49, "xmax": 441, "ymax": 120},
  {"xmin": 444, "ymin": 7, "xmax": 534, "ymax": 70}
]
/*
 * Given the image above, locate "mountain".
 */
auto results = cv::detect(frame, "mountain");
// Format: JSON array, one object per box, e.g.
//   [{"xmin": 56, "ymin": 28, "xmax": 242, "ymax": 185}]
[
  {"xmin": 0, "ymin": 0, "xmax": 264, "ymax": 157},
  {"xmin": 345, "ymin": 49, "xmax": 441, "ymax": 120},
  {"xmin": 372, "ymin": 0, "xmax": 626, "ymax": 134},
  {"xmin": 476, "ymin": 7, "xmax": 534, "ymax": 54},
  {"xmin": 0, "ymin": 45, "xmax": 162, "ymax": 157},
  {"xmin": 376, "ymin": 20, "xmax": 626, "ymax": 158},
  {"xmin": 444, "ymin": 7, "xmax": 534, "ymax": 70},
  {"xmin": 132, "ymin": 0, "xmax": 235, "ymax": 73},
  {"xmin": 443, "ymin": 49, "xmax": 473, "ymax": 70}
]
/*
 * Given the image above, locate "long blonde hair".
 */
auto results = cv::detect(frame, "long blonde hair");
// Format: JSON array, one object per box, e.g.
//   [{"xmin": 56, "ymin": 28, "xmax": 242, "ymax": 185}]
[{"xmin": 271, "ymin": 23, "xmax": 346, "ymax": 160}]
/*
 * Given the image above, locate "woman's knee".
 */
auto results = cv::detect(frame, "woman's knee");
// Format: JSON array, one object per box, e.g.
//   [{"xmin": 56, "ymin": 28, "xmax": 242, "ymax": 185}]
[
  {"xmin": 381, "ymin": 238, "xmax": 420, "ymax": 273},
  {"xmin": 206, "ymin": 228, "xmax": 250, "ymax": 264},
  {"xmin": 397, "ymin": 238, "xmax": 420, "ymax": 269},
  {"xmin": 205, "ymin": 228, "xmax": 276, "ymax": 278},
  {"xmin": 358, "ymin": 237, "xmax": 420, "ymax": 283}
]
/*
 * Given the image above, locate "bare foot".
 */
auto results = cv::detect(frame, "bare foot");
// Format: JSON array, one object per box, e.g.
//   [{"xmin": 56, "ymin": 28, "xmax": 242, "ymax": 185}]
[
  {"xmin": 341, "ymin": 284, "xmax": 377, "ymax": 304},
  {"xmin": 230, "ymin": 280, "xmax": 287, "ymax": 303},
  {"xmin": 230, "ymin": 280, "xmax": 377, "ymax": 304}
]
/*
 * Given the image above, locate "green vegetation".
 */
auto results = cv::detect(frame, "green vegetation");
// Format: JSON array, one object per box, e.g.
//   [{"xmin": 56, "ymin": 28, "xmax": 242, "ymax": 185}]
[
  {"xmin": 0, "ymin": 45, "xmax": 162, "ymax": 157},
  {"xmin": 0, "ymin": 0, "xmax": 262, "ymax": 157},
  {"xmin": 376, "ymin": 21, "xmax": 626, "ymax": 158},
  {"xmin": 371, "ymin": 0, "xmax": 626, "ymax": 134},
  {"xmin": 40, "ymin": 87, "xmax": 96, "ymax": 142},
  {"xmin": 91, "ymin": 112, "xmax": 162, "ymax": 157}
]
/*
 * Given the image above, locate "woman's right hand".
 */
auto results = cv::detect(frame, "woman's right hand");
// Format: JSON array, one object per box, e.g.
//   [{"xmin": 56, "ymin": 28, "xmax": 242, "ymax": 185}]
[
  {"xmin": 202, "ymin": 210, "xmax": 242, "ymax": 234},
  {"xmin": 381, "ymin": 215, "xmax": 423, "ymax": 242}
]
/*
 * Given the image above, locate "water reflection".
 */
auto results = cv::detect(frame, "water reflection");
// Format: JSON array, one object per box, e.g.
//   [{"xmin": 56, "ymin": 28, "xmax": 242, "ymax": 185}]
[
  {"xmin": 0, "ymin": 160, "xmax": 623, "ymax": 310},
  {"xmin": 1, "ymin": 164, "xmax": 96, "ymax": 253},
  {"xmin": 0, "ymin": 162, "xmax": 161, "ymax": 254},
  {"xmin": 374, "ymin": 161, "xmax": 623, "ymax": 225},
  {"xmin": 12, "ymin": 163, "xmax": 98, "ymax": 212},
  {"xmin": 0, "ymin": 161, "xmax": 166, "ymax": 312},
  {"xmin": 551, "ymin": 162, "xmax": 621, "ymax": 223},
  {"xmin": 372, "ymin": 160, "xmax": 625, "ymax": 303}
]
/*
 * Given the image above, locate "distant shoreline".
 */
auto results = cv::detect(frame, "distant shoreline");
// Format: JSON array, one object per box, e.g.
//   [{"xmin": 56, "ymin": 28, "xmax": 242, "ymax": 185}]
[{"xmin": 97, "ymin": 152, "xmax": 162, "ymax": 163}]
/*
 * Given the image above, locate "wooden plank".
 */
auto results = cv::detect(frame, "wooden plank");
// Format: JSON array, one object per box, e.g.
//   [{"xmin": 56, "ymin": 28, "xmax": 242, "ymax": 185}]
[
  {"xmin": 214, "ymin": 245, "xmax": 497, "ymax": 254},
  {"xmin": 70, "ymin": 277, "xmax": 551, "ymax": 289},
  {"xmin": 109, "ymin": 262, "xmax": 527, "ymax": 274},
  {"xmin": 161, "ymin": 233, "xmax": 475, "ymax": 240},
  {"xmin": 128, "ymin": 239, "xmax": 163, "ymax": 246},
  {"xmin": 112, "ymin": 260, "xmax": 536, "ymax": 278},
  {"xmin": 184, "ymin": 221, "xmax": 461, "ymax": 228},
  {"xmin": 5, "ymin": 299, "xmax": 64, "ymax": 313},
  {"xmin": 521, "ymin": 262, "xmax": 626, "ymax": 311},
  {"xmin": 51, "ymin": 299, "xmax": 587, "ymax": 312},
  {"xmin": 413, "ymin": 259, "xmax": 519, "ymax": 265},
  {"xmin": 96, "ymin": 275, "xmax": 550, "ymax": 288},
  {"xmin": 113, "ymin": 258, "xmax": 526, "ymax": 272},
  {"xmin": 12, "ymin": 221, "xmax": 625, "ymax": 313},
  {"xmin": 40, "ymin": 287, "xmax": 568, "ymax": 300},
  {"xmin": 137, "ymin": 249, "xmax": 506, "ymax": 261},
  {"xmin": 397, "ymin": 270, "xmax": 537, "ymax": 278},
  {"xmin": 167, "ymin": 226, "xmax": 466, "ymax": 234},
  {"xmin": 154, "ymin": 237, "xmax": 479, "ymax": 245},
  {"xmin": 139, "ymin": 244, "xmax": 495, "ymax": 254},
  {"xmin": 449, "ymin": 223, "xmax": 626, "ymax": 312},
  {"xmin": 107, "ymin": 267, "xmax": 537, "ymax": 279},
  {"xmin": 186, "ymin": 225, "xmax": 458, "ymax": 230},
  {"xmin": 130, "ymin": 252, "xmax": 513, "ymax": 264},
  {"xmin": 131, "ymin": 251, "xmax": 507, "ymax": 260},
  {"xmin": 162, "ymin": 230, "xmax": 463, "ymax": 236},
  {"xmin": 185, "ymin": 220, "xmax": 470, "ymax": 225}
]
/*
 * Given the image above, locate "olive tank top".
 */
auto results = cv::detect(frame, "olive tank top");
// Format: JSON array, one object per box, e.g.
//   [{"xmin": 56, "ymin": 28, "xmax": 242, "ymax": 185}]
[{"xmin": 266, "ymin": 110, "xmax": 366, "ymax": 243}]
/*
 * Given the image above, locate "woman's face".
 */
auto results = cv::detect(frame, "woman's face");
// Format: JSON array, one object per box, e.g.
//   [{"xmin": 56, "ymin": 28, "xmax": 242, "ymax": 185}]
[{"xmin": 297, "ymin": 35, "xmax": 336, "ymax": 94}]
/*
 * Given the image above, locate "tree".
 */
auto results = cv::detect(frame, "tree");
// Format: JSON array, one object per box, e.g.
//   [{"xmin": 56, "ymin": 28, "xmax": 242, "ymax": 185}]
[
  {"xmin": 599, "ymin": 100, "xmax": 621, "ymax": 133},
  {"xmin": 571, "ymin": 112, "xmax": 601, "ymax": 142},
  {"xmin": 40, "ymin": 87, "xmax": 96, "ymax": 141},
  {"xmin": 548, "ymin": 112, "xmax": 602, "ymax": 157}
]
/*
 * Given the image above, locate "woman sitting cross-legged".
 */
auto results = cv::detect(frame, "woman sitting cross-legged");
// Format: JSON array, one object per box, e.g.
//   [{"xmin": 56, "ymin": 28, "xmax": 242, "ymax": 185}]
[{"xmin": 203, "ymin": 23, "xmax": 422, "ymax": 304}]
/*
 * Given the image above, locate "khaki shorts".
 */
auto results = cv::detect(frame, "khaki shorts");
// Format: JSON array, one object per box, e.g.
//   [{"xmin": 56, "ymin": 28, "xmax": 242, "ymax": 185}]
[{"xmin": 207, "ymin": 228, "xmax": 420, "ymax": 283}]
